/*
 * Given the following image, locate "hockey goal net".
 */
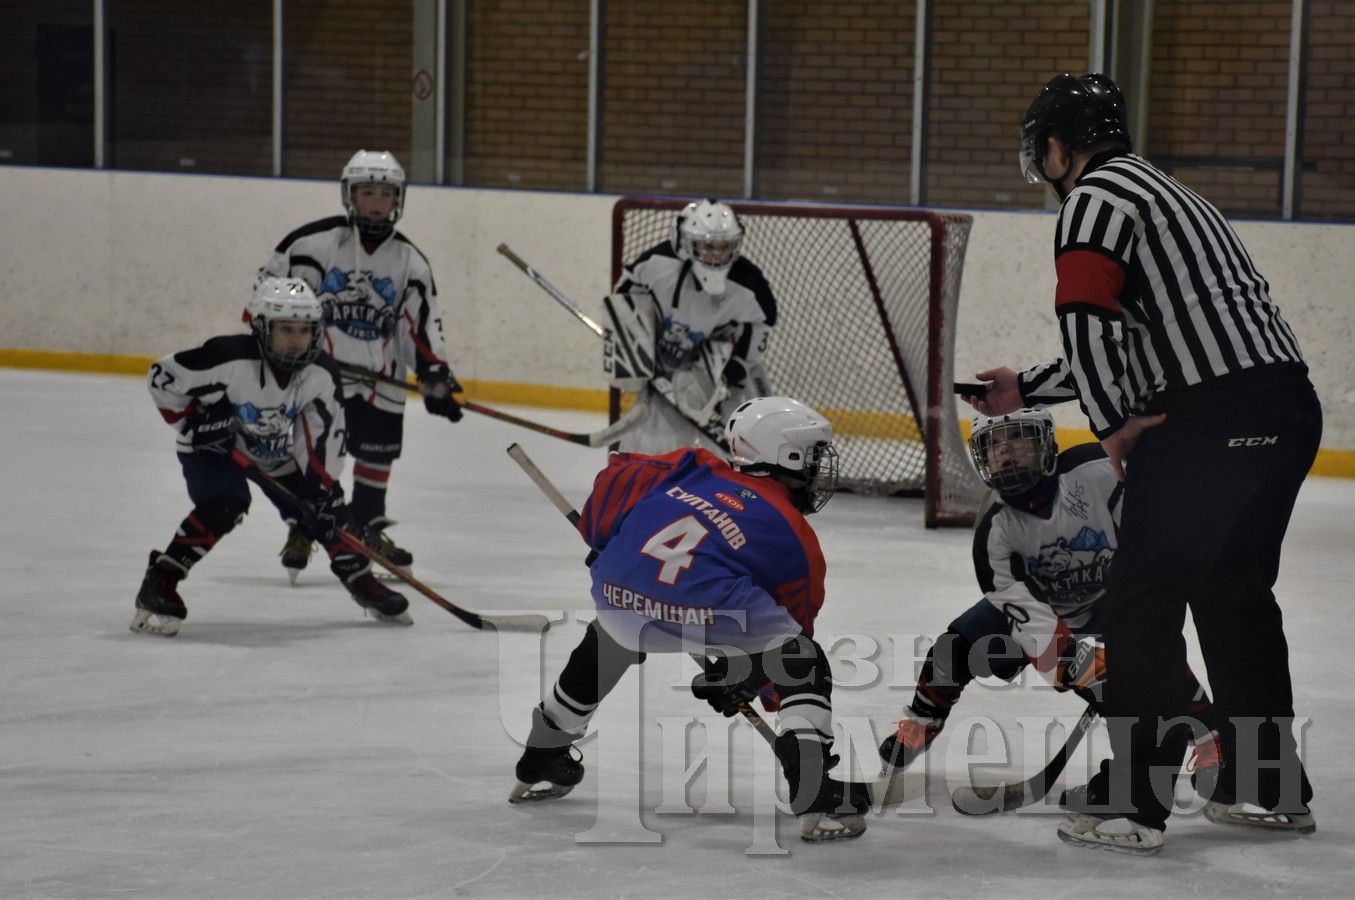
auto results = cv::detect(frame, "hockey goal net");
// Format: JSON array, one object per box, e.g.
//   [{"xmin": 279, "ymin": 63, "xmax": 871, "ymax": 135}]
[{"xmin": 611, "ymin": 198, "xmax": 985, "ymax": 527}]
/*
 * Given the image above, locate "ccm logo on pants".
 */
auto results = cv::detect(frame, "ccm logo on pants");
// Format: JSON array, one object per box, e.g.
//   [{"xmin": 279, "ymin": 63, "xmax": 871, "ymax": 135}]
[{"xmin": 1227, "ymin": 436, "xmax": 1279, "ymax": 447}]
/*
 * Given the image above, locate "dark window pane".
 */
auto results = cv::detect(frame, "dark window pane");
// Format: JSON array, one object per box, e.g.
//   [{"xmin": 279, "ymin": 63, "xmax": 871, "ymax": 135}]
[
  {"xmin": 600, "ymin": 1, "xmax": 745, "ymax": 196},
  {"xmin": 460, "ymin": 0, "xmax": 588, "ymax": 190},
  {"xmin": 1147, "ymin": 1, "xmax": 1289, "ymax": 218},
  {"xmin": 1298, "ymin": 1, "xmax": 1355, "ymax": 222},
  {"xmin": 283, "ymin": 0, "xmax": 414, "ymax": 180},
  {"xmin": 0, "ymin": 1, "xmax": 93, "ymax": 168},
  {"xmin": 927, "ymin": 1, "xmax": 1089, "ymax": 209},
  {"xmin": 756, "ymin": 1, "xmax": 914, "ymax": 204},
  {"xmin": 107, "ymin": 0, "xmax": 271, "ymax": 175}
]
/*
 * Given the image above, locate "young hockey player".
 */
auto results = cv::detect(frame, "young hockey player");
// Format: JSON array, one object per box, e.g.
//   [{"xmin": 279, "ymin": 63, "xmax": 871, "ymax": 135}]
[
  {"xmin": 604, "ymin": 199, "xmax": 777, "ymax": 453},
  {"xmin": 132, "ymin": 277, "xmax": 409, "ymax": 637},
  {"xmin": 877, "ymin": 410, "xmax": 1222, "ymax": 847},
  {"xmin": 258, "ymin": 150, "xmax": 462, "ymax": 579},
  {"xmin": 509, "ymin": 397, "xmax": 870, "ymax": 842}
]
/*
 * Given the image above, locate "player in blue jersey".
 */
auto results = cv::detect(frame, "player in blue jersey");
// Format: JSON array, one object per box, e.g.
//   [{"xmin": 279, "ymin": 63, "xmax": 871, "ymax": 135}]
[{"xmin": 509, "ymin": 396, "xmax": 871, "ymax": 842}]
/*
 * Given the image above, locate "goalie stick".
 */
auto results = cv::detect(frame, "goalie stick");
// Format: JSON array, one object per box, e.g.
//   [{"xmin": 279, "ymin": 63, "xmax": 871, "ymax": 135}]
[
  {"xmin": 495, "ymin": 244, "xmax": 727, "ymax": 457},
  {"xmin": 337, "ymin": 362, "xmax": 648, "ymax": 448},
  {"xmin": 949, "ymin": 702, "xmax": 1099, "ymax": 815},
  {"xmin": 231, "ymin": 450, "xmax": 550, "ymax": 633},
  {"xmin": 503, "ymin": 442, "xmax": 924, "ymax": 810}
]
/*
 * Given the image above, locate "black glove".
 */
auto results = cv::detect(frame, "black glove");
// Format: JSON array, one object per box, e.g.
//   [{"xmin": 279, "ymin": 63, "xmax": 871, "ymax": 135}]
[
  {"xmin": 420, "ymin": 366, "xmax": 463, "ymax": 422},
  {"xmin": 188, "ymin": 398, "xmax": 236, "ymax": 455},
  {"xmin": 302, "ymin": 483, "xmax": 348, "ymax": 545},
  {"xmin": 691, "ymin": 655, "xmax": 757, "ymax": 718}
]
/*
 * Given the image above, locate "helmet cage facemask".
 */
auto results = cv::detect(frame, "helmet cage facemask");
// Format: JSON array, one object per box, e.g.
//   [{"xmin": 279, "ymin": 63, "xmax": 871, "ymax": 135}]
[
  {"xmin": 256, "ymin": 317, "xmax": 322, "ymax": 373},
  {"xmin": 345, "ymin": 181, "xmax": 403, "ymax": 241},
  {"xmin": 969, "ymin": 418, "xmax": 1057, "ymax": 496},
  {"xmin": 743, "ymin": 439, "xmax": 839, "ymax": 514}
]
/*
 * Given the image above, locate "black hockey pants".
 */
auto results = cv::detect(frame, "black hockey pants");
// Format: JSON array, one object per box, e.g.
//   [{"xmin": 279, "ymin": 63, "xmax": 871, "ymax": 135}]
[{"xmin": 1098, "ymin": 364, "xmax": 1321, "ymax": 830}]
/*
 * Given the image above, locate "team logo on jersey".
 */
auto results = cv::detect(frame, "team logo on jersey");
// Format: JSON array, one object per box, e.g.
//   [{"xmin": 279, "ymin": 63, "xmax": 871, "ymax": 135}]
[
  {"xmin": 714, "ymin": 492, "xmax": 745, "ymax": 511},
  {"xmin": 1026, "ymin": 527, "xmax": 1114, "ymax": 610},
  {"xmin": 657, "ymin": 318, "xmax": 704, "ymax": 369},
  {"xmin": 236, "ymin": 401, "xmax": 301, "ymax": 460},
  {"xmin": 319, "ymin": 267, "xmax": 398, "ymax": 341},
  {"xmin": 735, "ymin": 488, "xmax": 759, "ymax": 501}
]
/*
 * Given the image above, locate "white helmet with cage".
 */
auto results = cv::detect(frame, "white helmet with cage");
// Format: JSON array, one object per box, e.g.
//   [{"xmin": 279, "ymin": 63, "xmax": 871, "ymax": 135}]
[
  {"xmin": 968, "ymin": 408, "xmax": 1058, "ymax": 496},
  {"xmin": 671, "ymin": 199, "xmax": 744, "ymax": 295},
  {"xmin": 724, "ymin": 396, "xmax": 839, "ymax": 513},
  {"xmin": 340, "ymin": 149, "xmax": 406, "ymax": 240},
  {"xmin": 247, "ymin": 277, "xmax": 325, "ymax": 372}
]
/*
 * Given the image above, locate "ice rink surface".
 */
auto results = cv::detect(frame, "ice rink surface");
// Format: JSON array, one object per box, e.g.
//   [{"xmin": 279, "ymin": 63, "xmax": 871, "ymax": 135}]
[{"xmin": 4, "ymin": 368, "xmax": 1354, "ymax": 897}]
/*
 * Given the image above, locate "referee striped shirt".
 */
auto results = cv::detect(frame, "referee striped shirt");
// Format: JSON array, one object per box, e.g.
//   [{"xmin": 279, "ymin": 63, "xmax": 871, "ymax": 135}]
[{"xmin": 1018, "ymin": 151, "xmax": 1305, "ymax": 438}]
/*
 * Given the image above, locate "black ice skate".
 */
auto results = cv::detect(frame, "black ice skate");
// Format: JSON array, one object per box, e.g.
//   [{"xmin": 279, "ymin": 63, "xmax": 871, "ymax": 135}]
[
  {"xmin": 775, "ymin": 732, "xmax": 870, "ymax": 842},
  {"xmin": 130, "ymin": 551, "xmax": 189, "ymax": 637},
  {"xmin": 347, "ymin": 572, "xmax": 412, "ymax": 625},
  {"xmin": 279, "ymin": 522, "xmax": 314, "ymax": 585},
  {"xmin": 509, "ymin": 706, "xmax": 585, "ymax": 803},
  {"xmin": 363, "ymin": 517, "xmax": 413, "ymax": 569}
]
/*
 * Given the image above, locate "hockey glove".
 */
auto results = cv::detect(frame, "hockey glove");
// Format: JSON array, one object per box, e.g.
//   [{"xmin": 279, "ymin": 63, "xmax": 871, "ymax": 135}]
[
  {"xmin": 1056, "ymin": 636, "xmax": 1106, "ymax": 694},
  {"xmin": 420, "ymin": 366, "xmax": 463, "ymax": 422},
  {"xmin": 188, "ymin": 398, "xmax": 236, "ymax": 455},
  {"xmin": 691, "ymin": 656, "xmax": 758, "ymax": 718},
  {"xmin": 302, "ymin": 483, "xmax": 348, "ymax": 546}
]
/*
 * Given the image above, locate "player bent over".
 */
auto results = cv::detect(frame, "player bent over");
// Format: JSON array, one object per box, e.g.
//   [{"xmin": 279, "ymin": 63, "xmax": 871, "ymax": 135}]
[
  {"xmin": 510, "ymin": 397, "xmax": 870, "ymax": 842},
  {"xmin": 132, "ymin": 277, "xmax": 409, "ymax": 637},
  {"xmin": 877, "ymin": 410, "xmax": 1221, "ymax": 846}
]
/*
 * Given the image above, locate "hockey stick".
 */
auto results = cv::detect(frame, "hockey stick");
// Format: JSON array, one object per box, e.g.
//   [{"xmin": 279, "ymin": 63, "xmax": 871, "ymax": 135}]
[
  {"xmin": 949, "ymin": 702, "xmax": 1099, "ymax": 815},
  {"xmin": 495, "ymin": 245, "xmax": 727, "ymax": 457},
  {"xmin": 497, "ymin": 243, "xmax": 606, "ymax": 337},
  {"xmin": 337, "ymin": 362, "xmax": 648, "ymax": 448},
  {"xmin": 231, "ymin": 450, "xmax": 550, "ymax": 633},
  {"xmin": 503, "ymin": 442, "xmax": 922, "ymax": 809}
]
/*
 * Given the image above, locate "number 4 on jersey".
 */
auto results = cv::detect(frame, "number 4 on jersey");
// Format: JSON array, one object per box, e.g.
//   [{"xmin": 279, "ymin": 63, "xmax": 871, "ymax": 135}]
[{"xmin": 640, "ymin": 516, "xmax": 709, "ymax": 585}]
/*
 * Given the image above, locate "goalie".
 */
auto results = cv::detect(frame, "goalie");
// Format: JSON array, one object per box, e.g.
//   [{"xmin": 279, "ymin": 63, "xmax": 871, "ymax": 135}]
[{"xmin": 604, "ymin": 199, "xmax": 777, "ymax": 453}]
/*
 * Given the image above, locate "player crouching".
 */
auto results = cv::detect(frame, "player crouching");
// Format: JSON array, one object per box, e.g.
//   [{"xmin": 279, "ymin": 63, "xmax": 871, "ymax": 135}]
[
  {"xmin": 133, "ymin": 277, "xmax": 410, "ymax": 636},
  {"xmin": 509, "ymin": 397, "xmax": 870, "ymax": 842}
]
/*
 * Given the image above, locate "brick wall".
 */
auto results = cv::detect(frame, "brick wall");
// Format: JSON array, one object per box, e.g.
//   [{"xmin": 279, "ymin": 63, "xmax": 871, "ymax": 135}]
[
  {"xmin": 599, "ymin": 0, "xmax": 746, "ymax": 196},
  {"xmin": 926, "ymin": 1, "xmax": 1090, "ymax": 209},
  {"xmin": 1299, "ymin": 1, "xmax": 1355, "ymax": 221},
  {"xmin": 1146, "ymin": 1, "xmax": 1290, "ymax": 217},
  {"xmin": 462, "ymin": 0, "xmax": 589, "ymax": 190},
  {"xmin": 283, "ymin": 0, "xmax": 414, "ymax": 180},
  {"xmin": 756, "ymin": 1, "xmax": 914, "ymax": 204}
]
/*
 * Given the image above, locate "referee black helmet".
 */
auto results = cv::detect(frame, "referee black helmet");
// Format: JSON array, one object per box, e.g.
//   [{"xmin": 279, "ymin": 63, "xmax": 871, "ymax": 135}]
[{"xmin": 1019, "ymin": 73, "xmax": 1133, "ymax": 184}]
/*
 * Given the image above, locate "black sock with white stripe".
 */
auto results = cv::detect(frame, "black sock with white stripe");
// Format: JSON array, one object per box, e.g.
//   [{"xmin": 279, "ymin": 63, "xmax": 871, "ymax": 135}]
[{"xmin": 541, "ymin": 620, "xmax": 646, "ymax": 735}]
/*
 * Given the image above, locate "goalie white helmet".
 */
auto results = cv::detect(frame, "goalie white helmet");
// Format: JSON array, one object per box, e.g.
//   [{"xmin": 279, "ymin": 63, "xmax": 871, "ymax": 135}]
[
  {"xmin": 341, "ymin": 149, "xmax": 406, "ymax": 241},
  {"xmin": 247, "ymin": 277, "xmax": 325, "ymax": 372},
  {"xmin": 725, "ymin": 396, "xmax": 839, "ymax": 513},
  {"xmin": 672, "ymin": 199, "xmax": 744, "ymax": 295},
  {"xmin": 968, "ymin": 408, "xmax": 1058, "ymax": 496}
]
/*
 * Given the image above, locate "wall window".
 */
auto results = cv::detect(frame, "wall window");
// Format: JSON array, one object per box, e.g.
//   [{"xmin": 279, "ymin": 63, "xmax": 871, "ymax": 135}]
[
  {"xmin": 1297, "ymin": 1, "xmax": 1355, "ymax": 223},
  {"xmin": 0, "ymin": 0, "xmax": 93, "ymax": 168}
]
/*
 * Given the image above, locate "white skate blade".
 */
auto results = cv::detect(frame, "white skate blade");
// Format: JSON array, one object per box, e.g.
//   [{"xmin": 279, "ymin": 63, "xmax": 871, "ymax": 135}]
[
  {"xmin": 799, "ymin": 812, "xmax": 866, "ymax": 843},
  {"xmin": 1056, "ymin": 814, "xmax": 1163, "ymax": 856},
  {"xmin": 365, "ymin": 608, "xmax": 414, "ymax": 626},
  {"xmin": 286, "ymin": 567, "xmax": 302, "ymax": 586},
  {"xmin": 129, "ymin": 608, "xmax": 181, "ymax": 637},
  {"xmin": 508, "ymin": 780, "xmax": 575, "ymax": 804},
  {"xmin": 1203, "ymin": 801, "xmax": 1316, "ymax": 834}
]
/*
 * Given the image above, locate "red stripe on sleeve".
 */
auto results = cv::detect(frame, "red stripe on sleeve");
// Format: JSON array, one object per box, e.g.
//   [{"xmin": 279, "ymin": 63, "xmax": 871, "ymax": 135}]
[{"xmin": 1054, "ymin": 249, "xmax": 1125, "ymax": 315}]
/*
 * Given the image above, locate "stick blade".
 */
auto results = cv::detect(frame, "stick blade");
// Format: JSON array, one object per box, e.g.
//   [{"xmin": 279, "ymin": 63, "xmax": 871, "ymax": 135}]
[
  {"xmin": 479, "ymin": 613, "xmax": 554, "ymax": 633},
  {"xmin": 951, "ymin": 782, "xmax": 1034, "ymax": 816}
]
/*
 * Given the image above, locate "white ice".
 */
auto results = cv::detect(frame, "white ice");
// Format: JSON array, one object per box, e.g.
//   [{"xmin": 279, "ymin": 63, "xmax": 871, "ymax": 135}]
[{"xmin": 3, "ymin": 368, "xmax": 1354, "ymax": 897}]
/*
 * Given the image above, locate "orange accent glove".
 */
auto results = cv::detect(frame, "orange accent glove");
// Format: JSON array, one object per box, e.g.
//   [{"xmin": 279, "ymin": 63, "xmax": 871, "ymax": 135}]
[{"xmin": 1056, "ymin": 637, "xmax": 1105, "ymax": 693}]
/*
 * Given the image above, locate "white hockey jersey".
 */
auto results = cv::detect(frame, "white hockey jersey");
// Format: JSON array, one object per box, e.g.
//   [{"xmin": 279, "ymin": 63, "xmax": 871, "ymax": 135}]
[
  {"xmin": 973, "ymin": 444, "xmax": 1123, "ymax": 673},
  {"xmin": 148, "ymin": 334, "xmax": 347, "ymax": 484},
  {"xmin": 258, "ymin": 216, "xmax": 452, "ymax": 414}
]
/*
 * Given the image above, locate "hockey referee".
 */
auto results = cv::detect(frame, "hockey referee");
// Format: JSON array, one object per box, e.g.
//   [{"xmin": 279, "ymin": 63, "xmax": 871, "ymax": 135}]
[{"xmin": 968, "ymin": 73, "xmax": 1321, "ymax": 854}]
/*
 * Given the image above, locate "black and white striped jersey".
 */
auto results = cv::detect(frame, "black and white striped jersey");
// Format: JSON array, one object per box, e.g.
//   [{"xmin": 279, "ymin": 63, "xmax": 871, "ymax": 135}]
[
  {"xmin": 149, "ymin": 334, "xmax": 347, "ymax": 484},
  {"xmin": 1018, "ymin": 152, "xmax": 1305, "ymax": 437}
]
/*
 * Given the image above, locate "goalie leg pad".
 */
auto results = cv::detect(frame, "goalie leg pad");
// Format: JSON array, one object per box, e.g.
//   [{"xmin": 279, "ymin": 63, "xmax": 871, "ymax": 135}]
[{"xmin": 603, "ymin": 292, "xmax": 658, "ymax": 391}]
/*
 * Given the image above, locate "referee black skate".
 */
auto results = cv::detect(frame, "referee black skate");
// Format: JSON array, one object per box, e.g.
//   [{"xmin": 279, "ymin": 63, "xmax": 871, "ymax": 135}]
[{"xmin": 969, "ymin": 73, "xmax": 1321, "ymax": 854}]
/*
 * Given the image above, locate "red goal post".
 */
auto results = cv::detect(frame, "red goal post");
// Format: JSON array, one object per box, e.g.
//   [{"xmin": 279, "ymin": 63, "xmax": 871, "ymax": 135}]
[{"xmin": 610, "ymin": 197, "xmax": 987, "ymax": 528}]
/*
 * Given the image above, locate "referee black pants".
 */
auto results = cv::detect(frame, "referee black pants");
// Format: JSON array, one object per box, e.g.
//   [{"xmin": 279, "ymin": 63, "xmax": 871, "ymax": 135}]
[{"xmin": 1099, "ymin": 365, "xmax": 1321, "ymax": 831}]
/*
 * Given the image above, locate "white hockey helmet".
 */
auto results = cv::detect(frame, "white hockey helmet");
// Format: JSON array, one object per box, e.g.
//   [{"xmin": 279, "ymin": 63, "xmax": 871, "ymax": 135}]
[
  {"xmin": 341, "ymin": 149, "xmax": 406, "ymax": 240},
  {"xmin": 671, "ymin": 199, "xmax": 744, "ymax": 295},
  {"xmin": 968, "ymin": 407, "xmax": 1058, "ymax": 496},
  {"xmin": 247, "ymin": 277, "xmax": 325, "ymax": 372},
  {"xmin": 725, "ymin": 396, "xmax": 839, "ymax": 513}
]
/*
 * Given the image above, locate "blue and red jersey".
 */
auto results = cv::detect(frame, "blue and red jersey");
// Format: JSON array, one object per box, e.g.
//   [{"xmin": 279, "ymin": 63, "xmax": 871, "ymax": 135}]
[{"xmin": 578, "ymin": 448, "xmax": 826, "ymax": 652}]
